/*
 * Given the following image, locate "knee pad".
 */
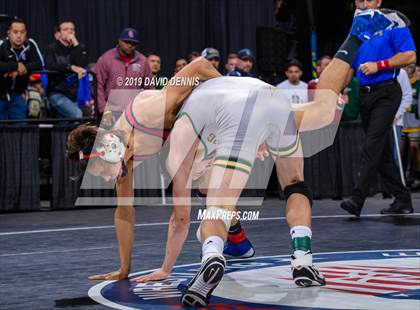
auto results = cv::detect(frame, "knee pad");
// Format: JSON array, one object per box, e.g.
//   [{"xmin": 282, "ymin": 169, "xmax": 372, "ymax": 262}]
[
  {"xmin": 196, "ymin": 206, "xmax": 232, "ymax": 242},
  {"xmin": 283, "ymin": 181, "xmax": 313, "ymax": 207}
]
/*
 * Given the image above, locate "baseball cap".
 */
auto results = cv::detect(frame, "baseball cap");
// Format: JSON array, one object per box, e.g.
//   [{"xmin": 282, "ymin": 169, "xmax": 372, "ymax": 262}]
[
  {"xmin": 238, "ymin": 48, "xmax": 254, "ymax": 61},
  {"xmin": 201, "ymin": 47, "xmax": 220, "ymax": 60},
  {"xmin": 119, "ymin": 28, "xmax": 139, "ymax": 44}
]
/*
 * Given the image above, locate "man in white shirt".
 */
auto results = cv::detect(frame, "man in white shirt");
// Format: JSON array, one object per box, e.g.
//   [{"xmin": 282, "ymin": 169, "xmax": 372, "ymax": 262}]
[
  {"xmin": 276, "ymin": 59, "xmax": 308, "ymax": 104},
  {"xmin": 396, "ymin": 68, "xmax": 413, "ymax": 136},
  {"xmin": 394, "ymin": 68, "xmax": 413, "ymax": 167}
]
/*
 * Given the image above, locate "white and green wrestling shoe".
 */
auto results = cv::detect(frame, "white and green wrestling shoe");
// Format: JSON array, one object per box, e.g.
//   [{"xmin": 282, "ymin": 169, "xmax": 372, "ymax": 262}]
[{"xmin": 291, "ymin": 251, "xmax": 326, "ymax": 287}]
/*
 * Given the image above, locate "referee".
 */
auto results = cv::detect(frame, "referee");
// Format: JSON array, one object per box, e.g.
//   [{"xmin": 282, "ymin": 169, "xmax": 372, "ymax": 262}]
[{"xmin": 341, "ymin": 0, "xmax": 416, "ymax": 216}]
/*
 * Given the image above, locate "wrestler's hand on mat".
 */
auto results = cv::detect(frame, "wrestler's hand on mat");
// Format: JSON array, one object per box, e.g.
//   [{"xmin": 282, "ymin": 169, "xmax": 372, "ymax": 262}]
[
  {"xmin": 359, "ymin": 62, "xmax": 379, "ymax": 76},
  {"xmin": 257, "ymin": 144, "xmax": 269, "ymax": 161},
  {"xmin": 130, "ymin": 268, "xmax": 170, "ymax": 283},
  {"xmin": 88, "ymin": 269, "xmax": 129, "ymax": 281}
]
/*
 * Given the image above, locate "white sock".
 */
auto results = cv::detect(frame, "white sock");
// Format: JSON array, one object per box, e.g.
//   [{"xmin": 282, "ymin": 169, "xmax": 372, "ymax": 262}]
[
  {"xmin": 202, "ymin": 236, "xmax": 224, "ymax": 262},
  {"xmin": 290, "ymin": 226, "xmax": 312, "ymax": 238},
  {"xmin": 290, "ymin": 226, "xmax": 312, "ymax": 258}
]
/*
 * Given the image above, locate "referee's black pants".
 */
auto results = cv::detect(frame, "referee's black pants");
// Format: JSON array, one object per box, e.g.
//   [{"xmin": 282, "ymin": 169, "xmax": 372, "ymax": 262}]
[{"xmin": 352, "ymin": 81, "xmax": 411, "ymax": 206}]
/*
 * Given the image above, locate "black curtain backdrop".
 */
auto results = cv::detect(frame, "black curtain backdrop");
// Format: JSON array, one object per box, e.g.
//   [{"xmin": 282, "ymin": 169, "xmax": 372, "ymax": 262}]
[
  {"xmin": 0, "ymin": 122, "xmax": 388, "ymax": 212},
  {"xmin": 0, "ymin": 125, "xmax": 40, "ymax": 211},
  {"xmin": 1, "ymin": 0, "xmax": 418, "ymax": 80},
  {"xmin": 0, "ymin": 0, "xmax": 275, "ymax": 77},
  {"xmin": 50, "ymin": 125, "xmax": 80, "ymax": 210}
]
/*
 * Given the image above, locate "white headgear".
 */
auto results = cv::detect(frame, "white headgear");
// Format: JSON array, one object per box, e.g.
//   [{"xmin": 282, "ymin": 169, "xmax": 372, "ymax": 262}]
[
  {"xmin": 79, "ymin": 133, "xmax": 126, "ymax": 163},
  {"xmin": 96, "ymin": 133, "xmax": 126, "ymax": 163}
]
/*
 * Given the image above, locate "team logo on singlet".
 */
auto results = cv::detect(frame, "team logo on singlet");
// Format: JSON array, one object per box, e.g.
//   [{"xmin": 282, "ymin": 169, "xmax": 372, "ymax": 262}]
[{"xmin": 89, "ymin": 249, "xmax": 420, "ymax": 309}]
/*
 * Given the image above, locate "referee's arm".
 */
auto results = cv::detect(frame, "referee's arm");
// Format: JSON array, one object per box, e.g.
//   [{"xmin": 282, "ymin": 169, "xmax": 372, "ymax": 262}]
[{"xmin": 360, "ymin": 51, "xmax": 416, "ymax": 76}]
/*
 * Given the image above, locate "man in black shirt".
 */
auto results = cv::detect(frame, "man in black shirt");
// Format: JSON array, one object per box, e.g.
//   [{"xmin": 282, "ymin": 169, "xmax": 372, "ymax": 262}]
[
  {"xmin": 44, "ymin": 20, "xmax": 88, "ymax": 118},
  {"xmin": 0, "ymin": 18, "xmax": 43, "ymax": 119}
]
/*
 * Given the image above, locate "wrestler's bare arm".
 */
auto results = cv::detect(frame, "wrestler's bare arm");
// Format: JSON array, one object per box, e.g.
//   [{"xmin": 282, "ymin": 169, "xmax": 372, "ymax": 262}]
[
  {"xmin": 89, "ymin": 160, "xmax": 135, "ymax": 281},
  {"xmin": 131, "ymin": 117, "xmax": 200, "ymax": 282},
  {"xmin": 164, "ymin": 57, "xmax": 222, "ymax": 113}
]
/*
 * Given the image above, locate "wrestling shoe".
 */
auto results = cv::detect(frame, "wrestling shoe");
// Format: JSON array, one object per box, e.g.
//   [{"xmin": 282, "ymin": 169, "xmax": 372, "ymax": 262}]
[
  {"xmin": 291, "ymin": 251, "xmax": 326, "ymax": 287},
  {"xmin": 350, "ymin": 9, "xmax": 392, "ymax": 41},
  {"xmin": 181, "ymin": 253, "xmax": 226, "ymax": 307},
  {"xmin": 223, "ymin": 238, "xmax": 255, "ymax": 258}
]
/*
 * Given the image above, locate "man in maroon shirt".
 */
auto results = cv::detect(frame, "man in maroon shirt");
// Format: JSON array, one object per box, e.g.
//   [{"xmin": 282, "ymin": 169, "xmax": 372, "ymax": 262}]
[{"xmin": 95, "ymin": 27, "xmax": 153, "ymax": 126}]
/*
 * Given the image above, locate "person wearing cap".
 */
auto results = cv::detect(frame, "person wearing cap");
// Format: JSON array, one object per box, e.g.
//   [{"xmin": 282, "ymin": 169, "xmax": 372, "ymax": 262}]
[
  {"xmin": 95, "ymin": 27, "xmax": 154, "ymax": 126},
  {"xmin": 44, "ymin": 20, "xmax": 90, "ymax": 118},
  {"xmin": 227, "ymin": 48, "xmax": 255, "ymax": 77},
  {"xmin": 201, "ymin": 47, "xmax": 220, "ymax": 71}
]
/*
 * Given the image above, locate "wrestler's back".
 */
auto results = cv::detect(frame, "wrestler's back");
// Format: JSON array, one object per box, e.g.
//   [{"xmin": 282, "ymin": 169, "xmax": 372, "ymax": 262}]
[
  {"xmin": 181, "ymin": 76, "xmax": 289, "ymax": 127},
  {"xmin": 181, "ymin": 76, "xmax": 295, "ymax": 161}
]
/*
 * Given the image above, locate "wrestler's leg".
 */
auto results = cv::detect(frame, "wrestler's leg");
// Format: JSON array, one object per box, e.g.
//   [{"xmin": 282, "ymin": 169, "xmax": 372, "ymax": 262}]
[
  {"xmin": 275, "ymin": 155, "xmax": 325, "ymax": 287},
  {"xmin": 196, "ymin": 166, "xmax": 255, "ymax": 258},
  {"xmin": 201, "ymin": 167, "xmax": 250, "ymax": 241},
  {"xmin": 295, "ymin": 11, "xmax": 389, "ymax": 131},
  {"xmin": 182, "ymin": 166, "xmax": 250, "ymax": 307},
  {"xmin": 316, "ymin": 59, "xmax": 352, "ymax": 96},
  {"xmin": 275, "ymin": 156, "xmax": 310, "ymax": 228}
]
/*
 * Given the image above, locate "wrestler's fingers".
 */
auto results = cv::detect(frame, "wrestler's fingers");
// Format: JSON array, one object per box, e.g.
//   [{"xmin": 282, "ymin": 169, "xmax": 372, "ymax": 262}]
[
  {"xmin": 88, "ymin": 273, "xmax": 111, "ymax": 280},
  {"xmin": 130, "ymin": 275, "xmax": 151, "ymax": 282},
  {"xmin": 131, "ymin": 272, "xmax": 168, "ymax": 282},
  {"xmin": 131, "ymin": 274, "xmax": 162, "ymax": 282}
]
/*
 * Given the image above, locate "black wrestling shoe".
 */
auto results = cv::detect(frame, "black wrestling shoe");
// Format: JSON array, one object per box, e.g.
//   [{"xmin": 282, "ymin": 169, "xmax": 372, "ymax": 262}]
[
  {"xmin": 181, "ymin": 253, "xmax": 226, "ymax": 307},
  {"xmin": 381, "ymin": 200, "xmax": 413, "ymax": 215},
  {"xmin": 340, "ymin": 199, "xmax": 363, "ymax": 217},
  {"xmin": 291, "ymin": 251, "xmax": 326, "ymax": 287}
]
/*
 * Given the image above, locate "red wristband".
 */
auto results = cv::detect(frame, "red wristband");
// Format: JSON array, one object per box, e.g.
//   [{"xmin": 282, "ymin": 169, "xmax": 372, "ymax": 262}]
[{"xmin": 376, "ymin": 60, "xmax": 390, "ymax": 71}]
